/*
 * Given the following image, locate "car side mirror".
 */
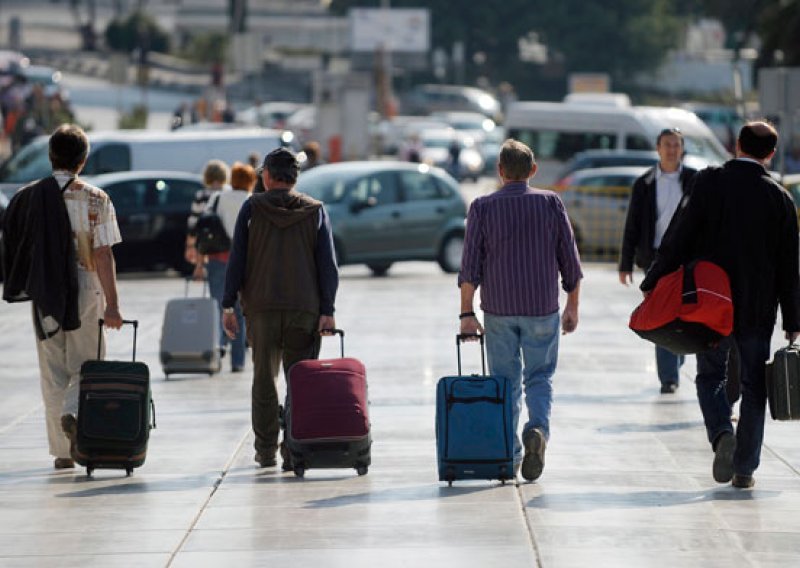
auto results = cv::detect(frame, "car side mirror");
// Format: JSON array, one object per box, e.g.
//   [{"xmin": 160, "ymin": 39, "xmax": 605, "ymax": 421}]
[{"xmin": 350, "ymin": 196, "xmax": 377, "ymax": 213}]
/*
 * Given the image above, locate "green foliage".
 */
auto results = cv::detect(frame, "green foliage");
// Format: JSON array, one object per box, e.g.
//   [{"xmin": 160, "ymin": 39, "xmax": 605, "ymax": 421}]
[
  {"xmin": 118, "ymin": 105, "xmax": 148, "ymax": 129},
  {"xmin": 181, "ymin": 32, "xmax": 230, "ymax": 65},
  {"xmin": 758, "ymin": 1, "xmax": 800, "ymax": 66},
  {"xmin": 105, "ymin": 10, "xmax": 170, "ymax": 54}
]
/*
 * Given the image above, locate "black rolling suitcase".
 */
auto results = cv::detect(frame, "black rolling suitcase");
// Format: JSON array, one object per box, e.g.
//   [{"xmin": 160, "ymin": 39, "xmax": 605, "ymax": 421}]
[
  {"xmin": 765, "ymin": 342, "xmax": 800, "ymax": 421},
  {"xmin": 74, "ymin": 319, "xmax": 156, "ymax": 476}
]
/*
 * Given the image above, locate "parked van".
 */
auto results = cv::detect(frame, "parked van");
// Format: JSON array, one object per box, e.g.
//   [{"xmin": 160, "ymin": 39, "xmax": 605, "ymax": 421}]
[
  {"xmin": 0, "ymin": 128, "xmax": 286, "ymax": 196},
  {"xmin": 505, "ymin": 101, "xmax": 730, "ymax": 185}
]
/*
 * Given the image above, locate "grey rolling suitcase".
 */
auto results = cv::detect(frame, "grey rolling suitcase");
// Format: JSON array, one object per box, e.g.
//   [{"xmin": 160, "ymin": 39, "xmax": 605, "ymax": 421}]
[
  {"xmin": 159, "ymin": 278, "xmax": 221, "ymax": 378},
  {"xmin": 765, "ymin": 342, "xmax": 800, "ymax": 420}
]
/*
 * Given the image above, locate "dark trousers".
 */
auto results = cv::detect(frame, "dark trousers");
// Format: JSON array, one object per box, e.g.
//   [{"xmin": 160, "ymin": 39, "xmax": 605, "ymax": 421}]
[
  {"xmin": 695, "ymin": 332, "xmax": 771, "ymax": 476},
  {"xmin": 247, "ymin": 310, "xmax": 320, "ymax": 457}
]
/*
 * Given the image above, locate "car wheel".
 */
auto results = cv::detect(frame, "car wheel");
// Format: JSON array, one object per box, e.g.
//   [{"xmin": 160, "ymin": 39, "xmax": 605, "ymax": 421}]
[
  {"xmin": 438, "ymin": 232, "xmax": 464, "ymax": 273},
  {"xmin": 367, "ymin": 262, "xmax": 392, "ymax": 277}
]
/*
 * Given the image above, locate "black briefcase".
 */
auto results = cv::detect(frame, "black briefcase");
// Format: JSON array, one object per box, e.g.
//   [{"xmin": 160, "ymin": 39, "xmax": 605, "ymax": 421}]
[{"xmin": 765, "ymin": 342, "xmax": 800, "ymax": 421}]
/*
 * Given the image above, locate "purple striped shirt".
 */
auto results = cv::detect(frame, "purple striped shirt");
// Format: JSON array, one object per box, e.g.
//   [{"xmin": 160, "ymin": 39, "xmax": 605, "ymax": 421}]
[{"xmin": 458, "ymin": 181, "xmax": 583, "ymax": 316}]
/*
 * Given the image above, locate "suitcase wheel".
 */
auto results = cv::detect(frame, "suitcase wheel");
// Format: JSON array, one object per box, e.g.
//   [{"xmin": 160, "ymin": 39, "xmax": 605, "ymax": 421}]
[
  {"xmin": 293, "ymin": 466, "xmax": 305, "ymax": 478},
  {"xmin": 86, "ymin": 465, "xmax": 94, "ymax": 477},
  {"xmin": 356, "ymin": 465, "xmax": 368, "ymax": 476},
  {"xmin": 125, "ymin": 467, "xmax": 133, "ymax": 477},
  {"xmin": 447, "ymin": 480, "xmax": 453, "ymax": 488}
]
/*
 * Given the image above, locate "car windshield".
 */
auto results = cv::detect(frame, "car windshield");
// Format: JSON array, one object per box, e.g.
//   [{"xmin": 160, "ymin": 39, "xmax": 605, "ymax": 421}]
[
  {"xmin": 0, "ymin": 138, "xmax": 50, "ymax": 183},
  {"xmin": 296, "ymin": 170, "xmax": 358, "ymax": 203},
  {"xmin": 423, "ymin": 137, "xmax": 455, "ymax": 149},
  {"xmin": 683, "ymin": 135, "xmax": 728, "ymax": 164}
]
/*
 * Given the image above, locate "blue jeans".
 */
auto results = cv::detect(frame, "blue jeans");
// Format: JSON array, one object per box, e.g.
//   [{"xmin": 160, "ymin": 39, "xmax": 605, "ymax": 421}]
[
  {"xmin": 695, "ymin": 333, "xmax": 771, "ymax": 476},
  {"xmin": 206, "ymin": 259, "xmax": 246, "ymax": 369},
  {"xmin": 484, "ymin": 312, "xmax": 560, "ymax": 464},
  {"xmin": 656, "ymin": 345, "xmax": 685, "ymax": 385}
]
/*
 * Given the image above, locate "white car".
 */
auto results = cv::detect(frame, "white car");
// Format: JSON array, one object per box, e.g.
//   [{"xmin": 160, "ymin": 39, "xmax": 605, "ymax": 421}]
[{"xmin": 417, "ymin": 128, "xmax": 484, "ymax": 181}]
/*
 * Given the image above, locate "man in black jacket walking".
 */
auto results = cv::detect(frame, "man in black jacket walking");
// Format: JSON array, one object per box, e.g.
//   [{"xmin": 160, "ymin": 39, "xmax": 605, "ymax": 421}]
[
  {"xmin": 619, "ymin": 128, "xmax": 696, "ymax": 394},
  {"xmin": 641, "ymin": 121, "xmax": 800, "ymax": 489}
]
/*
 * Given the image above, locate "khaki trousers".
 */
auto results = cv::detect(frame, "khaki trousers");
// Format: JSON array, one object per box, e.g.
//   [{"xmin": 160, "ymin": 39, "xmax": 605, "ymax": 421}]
[
  {"xmin": 34, "ymin": 271, "xmax": 104, "ymax": 459},
  {"xmin": 247, "ymin": 310, "xmax": 320, "ymax": 458}
]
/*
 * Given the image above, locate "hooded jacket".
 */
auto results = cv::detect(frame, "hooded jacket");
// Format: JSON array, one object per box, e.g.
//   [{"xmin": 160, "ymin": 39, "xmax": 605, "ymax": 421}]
[
  {"xmin": 241, "ymin": 189, "xmax": 323, "ymax": 315},
  {"xmin": 2, "ymin": 176, "xmax": 80, "ymax": 339}
]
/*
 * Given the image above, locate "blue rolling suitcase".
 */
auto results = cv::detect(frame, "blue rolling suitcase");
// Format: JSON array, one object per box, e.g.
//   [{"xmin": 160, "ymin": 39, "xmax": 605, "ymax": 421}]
[{"xmin": 436, "ymin": 333, "xmax": 514, "ymax": 486}]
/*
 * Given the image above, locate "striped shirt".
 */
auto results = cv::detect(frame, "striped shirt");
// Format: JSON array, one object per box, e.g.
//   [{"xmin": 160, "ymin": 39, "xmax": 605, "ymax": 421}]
[{"xmin": 458, "ymin": 181, "xmax": 583, "ymax": 317}]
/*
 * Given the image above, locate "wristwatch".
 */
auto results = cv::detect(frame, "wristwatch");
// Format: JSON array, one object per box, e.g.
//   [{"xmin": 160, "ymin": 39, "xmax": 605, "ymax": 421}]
[{"xmin": 223, "ymin": 307, "xmax": 235, "ymax": 314}]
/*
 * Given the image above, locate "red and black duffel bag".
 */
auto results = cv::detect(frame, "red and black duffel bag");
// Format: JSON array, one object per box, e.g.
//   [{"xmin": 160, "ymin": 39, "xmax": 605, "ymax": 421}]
[{"xmin": 629, "ymin": 260, "xmax": 733, "ymax": 354}]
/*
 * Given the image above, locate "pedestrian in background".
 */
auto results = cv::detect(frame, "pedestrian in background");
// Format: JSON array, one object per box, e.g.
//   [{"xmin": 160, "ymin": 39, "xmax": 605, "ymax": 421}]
[
  {"xmin": 641, "ymin": 121, "xmax": 800, "ymax": 489},
  {"xmin": 618, "ymin": 128, "xmax": 697, "ymax": 394},
  {"xmin": 459, "ymin": 139, "xmax": 582, "ymax": 482},
  {"xmin": 221, "ymin": 148, "xmax": 338, "ymax": 470},
  {"xmin": 185, "ymin": 159, "xmax": 229, "ymax": 265},
  {"xmin": 197, "ymin": 161, "xmax": 255, "ymax": 373},
  {"xmin": 300, "ymin": 141, "xmax": 325, "ymax": 171},
  {"xmin": 1, "ymin": 124, "xmax": 123, "ymax": 469},
  {"xmin": 189, "ymin": 160, "xmax": 233, "ymax": 363}
]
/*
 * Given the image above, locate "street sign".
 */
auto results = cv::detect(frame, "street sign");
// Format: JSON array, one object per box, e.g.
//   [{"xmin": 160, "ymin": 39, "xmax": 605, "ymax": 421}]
[
  {"xmin": 759, "ymin": 67, "xmax": 800, "ymax": 116},
  {"xmin": 108, "ymin": 53, "xmax": 128, "ymax": 85},
  {"xmin": 349, "ymin": 8, "xmax": 429, "ymax": 53}
]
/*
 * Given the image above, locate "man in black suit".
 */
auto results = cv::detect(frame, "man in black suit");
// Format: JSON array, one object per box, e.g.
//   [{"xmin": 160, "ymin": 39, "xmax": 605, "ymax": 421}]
[
  {"xmin": 641, "ymin": 121, "xmax": 800, "ymax": 489},
  {"xmin": 619, "ymin": 128, "xmax": 697, "ymax": 394}
]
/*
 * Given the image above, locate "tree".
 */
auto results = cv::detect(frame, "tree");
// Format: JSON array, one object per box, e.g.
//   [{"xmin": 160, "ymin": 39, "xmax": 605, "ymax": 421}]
[
  {"xmin": 105, "ymin": 11, "xmax": 170, "ymax": 55},
  {"xmin": 329, "ymin": 0, "xmax": 683, "ymax": 98},
  {"xmin": 758, "ymin": 1, "xmax": 800, "ymax": 66}
]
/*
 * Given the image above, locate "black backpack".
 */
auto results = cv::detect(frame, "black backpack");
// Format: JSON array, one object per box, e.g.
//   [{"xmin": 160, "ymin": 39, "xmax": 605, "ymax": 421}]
[{"xmin": 194, "ymin": 193, "xmax": 231, "ymax": 255}]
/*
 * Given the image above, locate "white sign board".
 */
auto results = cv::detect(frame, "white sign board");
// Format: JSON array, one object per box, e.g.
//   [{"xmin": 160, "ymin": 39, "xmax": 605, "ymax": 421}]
[{"xmin": 349, "ymin": 8, "xmax": 429, "ymax": 53}]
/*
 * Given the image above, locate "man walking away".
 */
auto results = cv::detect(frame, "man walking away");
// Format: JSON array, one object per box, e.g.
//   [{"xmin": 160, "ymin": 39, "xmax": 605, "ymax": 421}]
[
  {"xmin": 459, "ymin": 139, "xmax": 583, "ymax": 482},
  {"xmin": 641, "ymin": 121, "xmax": 800, "ymax": 489},
  {"xmin": 221, "ymin": 148, "xmax": 339, "ymax": 470},
  {"xmin": 2, "ymin": 124, "xmax": 124, "ymax": 469},
  {"xmin": 619, "ymin": 128, "xmax": 697, "ymax": 394}
]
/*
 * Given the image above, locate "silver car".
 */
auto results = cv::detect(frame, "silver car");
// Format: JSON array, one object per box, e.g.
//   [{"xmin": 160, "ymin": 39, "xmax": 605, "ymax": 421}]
[{"xmin": 295, "ymin": 161, "xmax": 467, "ymax": 276}]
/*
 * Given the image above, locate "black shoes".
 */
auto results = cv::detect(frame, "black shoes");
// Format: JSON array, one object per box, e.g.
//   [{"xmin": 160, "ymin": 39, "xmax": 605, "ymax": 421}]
[
  {"xmin": 232, "ymin": 366, "xmax": 244, "ymax": 373},
  {"xmin": 254, "ymin": 453, "xmax": 277, "ymax": 468},
  {"xmin": 732, "ymin": 474, "xmax": 755, "ymax": 489},
  {"xmin": 521, "ymin": 428, "xmax": 546, "ymax": 482},
  {"xmin": 660, "ymin": 382, "xmax": 679, "ymax": 394},
  {"xmin": 713, "ymin": 431, "xmax": 736, "ymax": 483}
]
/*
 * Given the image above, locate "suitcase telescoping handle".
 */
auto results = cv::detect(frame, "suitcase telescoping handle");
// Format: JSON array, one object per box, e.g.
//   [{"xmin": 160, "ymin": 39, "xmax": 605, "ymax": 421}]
[
  {"xmin": 96, "ymin": 319, "xmax": 139, "ymax": 362},
  {"xmin": 456, "ymin": 333, "xmax": 486, "ymax": 376},
  {"xmin": 184, "ymin": 276, "xmax": 209, "ymax": 298},
  {"xmin": 320, "ymin": 328, "xmax": 345, "ymax": 358}
]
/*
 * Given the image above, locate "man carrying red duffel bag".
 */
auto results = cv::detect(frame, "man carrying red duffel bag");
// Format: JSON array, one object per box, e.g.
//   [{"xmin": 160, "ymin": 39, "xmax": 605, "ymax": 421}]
[{"xmin": 639, "ymin": 121, "xmax": 800, "ymax": 490}]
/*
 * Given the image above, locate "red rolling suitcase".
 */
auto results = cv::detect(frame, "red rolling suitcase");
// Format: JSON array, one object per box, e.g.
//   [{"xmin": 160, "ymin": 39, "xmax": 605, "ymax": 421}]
[{"xmin": 283, "ymin": 329, "xmax": 371, "ymax": 478}]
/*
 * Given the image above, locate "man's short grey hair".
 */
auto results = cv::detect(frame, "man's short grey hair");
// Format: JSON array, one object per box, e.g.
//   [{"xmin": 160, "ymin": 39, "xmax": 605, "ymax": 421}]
[{"xmin": 499, "ymin": 139, "xmax": 535, "ymax": 180}]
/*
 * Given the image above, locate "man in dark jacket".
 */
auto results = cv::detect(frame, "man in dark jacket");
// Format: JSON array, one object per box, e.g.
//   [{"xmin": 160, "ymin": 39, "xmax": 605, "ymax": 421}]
[
  {"xmin": 619, "ymin": 128, "xmax": 697, "ymax": 394},
  {"xmin": 222, "ymin": 148, "xmax": 339, "ymax": 470},
  {"xmin": 641, "ymin": 121, "xmax": 800, "ymax": 489}
]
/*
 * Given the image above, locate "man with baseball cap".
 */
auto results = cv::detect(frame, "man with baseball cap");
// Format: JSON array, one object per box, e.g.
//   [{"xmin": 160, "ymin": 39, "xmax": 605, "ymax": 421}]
[{"xmin": 222, "ymin": 147, "xmax": 339, "ymax": 470}]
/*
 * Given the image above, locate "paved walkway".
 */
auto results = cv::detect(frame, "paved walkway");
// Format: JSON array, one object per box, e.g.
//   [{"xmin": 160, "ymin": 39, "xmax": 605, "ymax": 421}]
[{"xmin": 1, "ymin": 263, "xmax": 799, "ymax": 567}]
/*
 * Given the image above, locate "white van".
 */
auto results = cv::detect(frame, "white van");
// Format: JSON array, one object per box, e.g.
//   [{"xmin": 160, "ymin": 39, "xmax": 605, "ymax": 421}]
[
  {"xmin": 0, "ymin": 128, "xmax": 286, "ymax": 196},
  {"xmin": 505, "ymin": 101, "xmax": 730, "ymax": 185}
]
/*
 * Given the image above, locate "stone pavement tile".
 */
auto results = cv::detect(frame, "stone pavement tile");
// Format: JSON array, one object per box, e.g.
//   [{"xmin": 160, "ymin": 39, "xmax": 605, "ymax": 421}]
[
  {"xmin": 0, "ymin": 530, "xmax": 185, "ymax": 556},
  {"xmin": 537, "ymin": 548, "xmax": 744, "ymax": 568},
  {"xmin": 171, "ymin": 547, "xmax": 536, "ymax": 568},
  {"xmin": 0, "ymin": 554, "xmax": 171, "ymax": 568},
  {"xmin": 181, "ymin": 523, "xmax": 530, "ymax": 552},
  {"xmin": 530, "ymin": 525, "xmax": 737, "ymax": 554}
]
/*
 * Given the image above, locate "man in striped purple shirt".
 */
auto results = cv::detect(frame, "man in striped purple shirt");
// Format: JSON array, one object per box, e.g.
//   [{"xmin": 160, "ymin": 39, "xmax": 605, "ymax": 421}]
[{"xmin": 458, "ymin": 139, "xmax": 583, "ymax": 482}]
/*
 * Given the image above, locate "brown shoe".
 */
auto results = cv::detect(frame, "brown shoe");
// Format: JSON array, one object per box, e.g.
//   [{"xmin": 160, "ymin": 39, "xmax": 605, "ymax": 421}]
[
  {"xmin": 61, "ymin": 414, "xmax": 78, "ymax": 461},
  {"xmin": 54, "ymin": 458, "xmax": 75, "ymax": 469},
  {"xmin": 732, "ymin": 474, "xmax": 755, "ymax": 489}
]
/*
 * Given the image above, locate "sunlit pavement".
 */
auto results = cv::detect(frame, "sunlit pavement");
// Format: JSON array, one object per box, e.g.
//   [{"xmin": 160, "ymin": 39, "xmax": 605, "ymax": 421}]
[{"xmin": 1, "ymin": 262, "xmax": 800, "ymax": 567}]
